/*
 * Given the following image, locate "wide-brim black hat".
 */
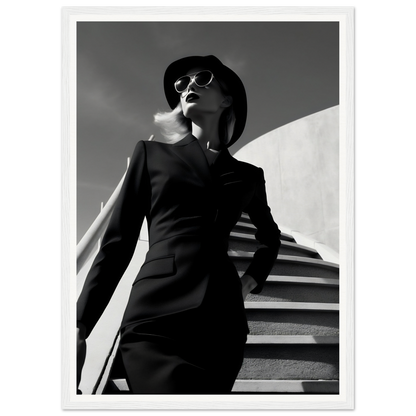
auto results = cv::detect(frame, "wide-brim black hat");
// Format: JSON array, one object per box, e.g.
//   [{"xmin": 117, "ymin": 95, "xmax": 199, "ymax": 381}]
[{"xmin": 163, "ymin": 55, "xmax": 247, "ymax": 147}]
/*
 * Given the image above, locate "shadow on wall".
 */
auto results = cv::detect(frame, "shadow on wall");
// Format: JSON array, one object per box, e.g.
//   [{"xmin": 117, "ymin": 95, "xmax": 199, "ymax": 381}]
[{"xmin": 234, "ymin": 106, "xmax": 339, "ymax": 252}]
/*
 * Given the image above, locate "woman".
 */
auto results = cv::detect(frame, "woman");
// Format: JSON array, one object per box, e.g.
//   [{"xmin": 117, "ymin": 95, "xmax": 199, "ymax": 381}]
[{"xmin": 77, "ymin": 55, "xmax": 281, "ymax": 394}]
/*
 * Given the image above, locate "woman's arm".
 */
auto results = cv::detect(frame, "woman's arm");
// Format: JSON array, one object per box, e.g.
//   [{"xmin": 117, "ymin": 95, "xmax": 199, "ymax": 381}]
[
  {"xmin": 77, "ymin": 140, "xmax": 151, "ymax": 339},
  {"xmin": 243, "ymin": 167, "xmax": 281, "ymax": 294},
  {"xmin": 241, "ymin": 274, "xmax": 257, "ymax": 300}
]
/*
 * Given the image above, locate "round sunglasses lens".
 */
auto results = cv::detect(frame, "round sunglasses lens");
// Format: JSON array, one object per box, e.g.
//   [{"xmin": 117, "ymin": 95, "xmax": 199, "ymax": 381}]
[
  {"xmin": 195, "ymin": 71, "xmax": 212, "ymax": 87},
  {"xmin": 175, "ymin": 77, "xmax": 190, "ymax": 92}
]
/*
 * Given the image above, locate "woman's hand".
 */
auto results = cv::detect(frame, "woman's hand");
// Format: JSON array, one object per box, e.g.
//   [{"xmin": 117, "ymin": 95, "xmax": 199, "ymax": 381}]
[
  {"xmin": 76, "ymin": 323, "xmax": 87, "ymax": 393},
  {"xmin": 241, "ymin": 274, "xmax": 257, "ymax": 300}
]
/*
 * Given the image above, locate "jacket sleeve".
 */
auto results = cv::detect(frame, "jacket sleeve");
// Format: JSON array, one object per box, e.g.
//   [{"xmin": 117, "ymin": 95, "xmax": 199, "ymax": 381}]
[
  {"xmin": 243, "ymin": 167, "xmax": 281, "ymax": 294},
  {"xmin": 77, "ymin": 140, "xmax": 150, "ymax": 338}
]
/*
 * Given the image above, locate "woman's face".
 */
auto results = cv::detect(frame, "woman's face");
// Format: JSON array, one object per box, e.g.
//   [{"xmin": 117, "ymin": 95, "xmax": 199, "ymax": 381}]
[{"xmin": 179, "ymin": 67, "xmax": 232, "ymax": 120}]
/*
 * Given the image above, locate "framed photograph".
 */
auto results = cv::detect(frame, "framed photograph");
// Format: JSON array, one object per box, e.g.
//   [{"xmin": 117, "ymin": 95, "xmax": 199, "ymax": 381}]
[{"xmin": 62, "ymin": 6, "xmax": 354, "ymax": 410}]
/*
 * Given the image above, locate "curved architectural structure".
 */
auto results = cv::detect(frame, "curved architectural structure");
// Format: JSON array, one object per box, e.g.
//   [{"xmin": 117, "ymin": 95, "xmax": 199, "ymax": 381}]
[{"xmin": 234, "ymin": 105, "xmax": 339, "ymax": 252}]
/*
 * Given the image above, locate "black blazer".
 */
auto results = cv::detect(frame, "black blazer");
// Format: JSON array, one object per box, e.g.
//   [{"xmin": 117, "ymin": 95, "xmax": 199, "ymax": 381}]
[{"xmin": 77, "ymin": 134, "xmax": 281, "ymax": 338}]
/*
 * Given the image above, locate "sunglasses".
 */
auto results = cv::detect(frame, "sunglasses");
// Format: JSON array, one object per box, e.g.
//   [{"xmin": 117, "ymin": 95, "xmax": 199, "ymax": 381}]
[{"xmin": 174, "ymin": 70, "xmax": 214, "ymax": 93}]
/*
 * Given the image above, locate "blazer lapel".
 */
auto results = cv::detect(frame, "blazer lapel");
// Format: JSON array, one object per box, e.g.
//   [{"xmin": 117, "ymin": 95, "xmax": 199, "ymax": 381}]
[
  {"xmin": 172, "ymin": 134, "xmax": 213, "ymax": 188},
  {"xmin": 212, "ymin": 149, "xmax": 242, "ymax": 186},
  {"xmin": 210, "ymin": 148, "xmax": 247, "ymax": 226}
]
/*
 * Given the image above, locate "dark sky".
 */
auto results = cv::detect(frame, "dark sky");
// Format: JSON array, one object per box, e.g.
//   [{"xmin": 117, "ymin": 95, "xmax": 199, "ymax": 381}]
[{"xmin": 77, "ymin": 21, "xmax": 339, "ymax": 241}]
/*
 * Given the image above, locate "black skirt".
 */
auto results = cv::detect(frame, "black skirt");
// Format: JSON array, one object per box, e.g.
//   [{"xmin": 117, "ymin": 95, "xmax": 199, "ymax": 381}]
[{"xmin": 118, "ymin": 280, "xmax": 248, "ymax": 394}]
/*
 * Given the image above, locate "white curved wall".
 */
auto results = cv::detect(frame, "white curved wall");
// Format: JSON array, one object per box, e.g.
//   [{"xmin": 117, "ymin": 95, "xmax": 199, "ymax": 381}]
[{"xmin": 234, "ymin": 106, "xmax": 339, "ymax": 252}]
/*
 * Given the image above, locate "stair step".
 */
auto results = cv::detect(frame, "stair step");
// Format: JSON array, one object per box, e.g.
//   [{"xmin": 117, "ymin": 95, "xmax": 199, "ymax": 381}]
[
  {"xmin": 246, "ymin": 309, "xmax": 339, "ymax": 336},
  {"xmin": 232, "ymin": 379, "xmax": 339, "ymax": 394},
  {"xmin": 239, "ymin": 212, "xmax": 253, "ymax": 224},
  {"xmin": 247, "ymin": 335, "xmax": 338, "ymax": 344},
  {"xmin": 244, "ymin": 302, "xmax": 339, "ymax": 312},
  {"xmin": 264, "ymin": 275, "xmax": 339, "ymax": 287},
  {"xmin": 106, "ymin": 378, "xmax": 340, "ymax": 394},
  {"xmin": 251, "ymin": 275, "xmax": 340, "ymax": 305},
  {"xmin": 231, "ymin": 251, "xmax": 338, "ymax": 269},
  {"xmin": 231, "ymin": 253, "xmax": 339, "ymax": 279},
  {"xmin": 103, "ymin": 379, "xmax": 130, "ymax": 394},
  {"xmin": 239, "ymin": 343, "xmax": 339, "ymax": 380},
  {"xmin": 229, "ymin": 232, "xmax": 321, "ymax": 259},
  {"xmin": 246, "ymin": 280, "xmax": 339, "ymax": 304},
  {"xmin": 234, "ymin": 221, "xmax": 257, "ymax": 232},
  {"xmin": 234, "ymin": 222, "xmax": 295, "ymax": 242}
]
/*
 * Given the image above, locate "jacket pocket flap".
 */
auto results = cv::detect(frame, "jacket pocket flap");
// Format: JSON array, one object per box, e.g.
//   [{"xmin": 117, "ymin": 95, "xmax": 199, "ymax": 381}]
[
  {"xmin": 223, "ymin": 179, "xmax": 243, "ymax": 186},
  {"xmin": 220, "ymin": 172, "xmax": 243, "ymax": 186},
  {"xmin": 133, "ymin": 255, "xmax": 176, "ymax": 285}
]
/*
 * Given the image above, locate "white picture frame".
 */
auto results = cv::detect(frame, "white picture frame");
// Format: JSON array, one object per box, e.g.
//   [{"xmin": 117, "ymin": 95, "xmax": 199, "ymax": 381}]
[{"xmin": 62, "ymin": 6, "xmax": 354, "ymax": 410}]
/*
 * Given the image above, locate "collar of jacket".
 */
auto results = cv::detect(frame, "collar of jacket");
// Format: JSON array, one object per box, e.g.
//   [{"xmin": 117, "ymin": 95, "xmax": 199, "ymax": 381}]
[
  {"xmin": 172, "ymin": 133, "xmax": 196, "ymax": 147},
  {"xmin": 171, "ymin": 133, "xmax": 236, "ymax": 186},
  {"xmin": 173, "ymin": 134, "xmax": 233, "ymax": 165}
]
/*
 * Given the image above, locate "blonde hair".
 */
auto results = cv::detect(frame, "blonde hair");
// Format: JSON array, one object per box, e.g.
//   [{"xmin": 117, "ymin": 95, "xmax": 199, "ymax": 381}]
[
  {"xmin": 153, "ymin": 103, "xmax": 191, "ymax": 144},
  {"xmin": 153, "ymin": 103, "xmax": 236, "ymax": 146}
]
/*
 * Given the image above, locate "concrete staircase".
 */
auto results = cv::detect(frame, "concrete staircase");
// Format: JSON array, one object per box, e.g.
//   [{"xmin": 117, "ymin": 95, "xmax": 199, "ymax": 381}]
[
  {"xmin": 99, "ymin": 213, "xmax": 339, "ymax": 394},
  {"xmin": 231, "ymin": 213, "xmax": 339, "ymax": 394}
]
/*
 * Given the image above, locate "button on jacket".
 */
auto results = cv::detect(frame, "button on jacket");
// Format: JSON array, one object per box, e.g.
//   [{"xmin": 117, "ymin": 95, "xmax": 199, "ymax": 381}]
[{"xmin": 77, "ymin": 133, "xmax": 281, "ymax": 339}]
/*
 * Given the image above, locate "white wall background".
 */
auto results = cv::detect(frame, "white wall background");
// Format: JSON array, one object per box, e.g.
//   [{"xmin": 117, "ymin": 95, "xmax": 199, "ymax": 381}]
[{"xmin": 235, "ymin": 106, "xmax": 339, "ymax": 252}]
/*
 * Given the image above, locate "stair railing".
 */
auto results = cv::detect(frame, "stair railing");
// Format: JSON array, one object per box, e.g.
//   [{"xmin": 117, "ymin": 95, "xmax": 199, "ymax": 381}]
[{"xmin": 76, "ymin": 159, "xmax": 129, "ymax": 274}]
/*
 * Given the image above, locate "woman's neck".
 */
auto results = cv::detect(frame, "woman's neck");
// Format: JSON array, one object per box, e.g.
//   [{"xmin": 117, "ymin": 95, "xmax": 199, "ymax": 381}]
[{"xmin": 191, "ymin": 119, "xmax": 222, "ymax": 152}]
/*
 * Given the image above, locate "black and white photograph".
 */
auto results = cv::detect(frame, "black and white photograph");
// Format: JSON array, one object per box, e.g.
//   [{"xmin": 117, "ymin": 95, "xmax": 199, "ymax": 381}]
[{"xmin": 62, "ymin": 6, "xmax": 354, "ymax": 410}]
